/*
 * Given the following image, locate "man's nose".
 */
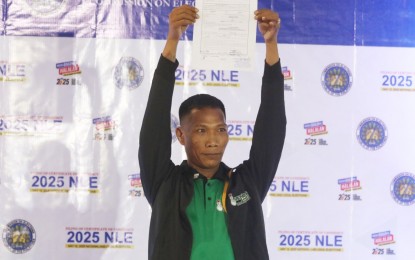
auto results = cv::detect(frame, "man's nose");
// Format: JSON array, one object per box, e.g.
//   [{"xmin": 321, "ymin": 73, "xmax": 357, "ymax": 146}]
[{"xmin": 206, "ymin": 131, "xmax": 219, "ymax": 147}]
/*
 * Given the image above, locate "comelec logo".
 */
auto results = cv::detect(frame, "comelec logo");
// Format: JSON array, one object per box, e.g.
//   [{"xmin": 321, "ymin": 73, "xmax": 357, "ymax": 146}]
[
  {"xmin": 114, "ymin": 57, "xmax": 144, "ymax": 90},
  {"xmin": 321, "ymin": 63, "xmax": 352, "ymax": 96},
  {"xmin": 356, "ymin": 117, "xmax": 387, "ymax": 150},
  {"xmin": 2, "ymin": 219, "xmax": 36, "ymax": 254},
  {"xmin": 390, "ymin": 172, "xmax": 415, "ymax": 206}
]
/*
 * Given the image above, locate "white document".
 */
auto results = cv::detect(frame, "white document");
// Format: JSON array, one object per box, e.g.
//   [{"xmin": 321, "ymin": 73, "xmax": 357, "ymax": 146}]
[{"xmin": 191, "ymin": 0, "xmax": 258, "ymax": 71}]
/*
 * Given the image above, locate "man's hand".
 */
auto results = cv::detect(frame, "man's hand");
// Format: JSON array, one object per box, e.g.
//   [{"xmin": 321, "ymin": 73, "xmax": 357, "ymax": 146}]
[
  {"xmin": 255, "ymin": 9, "xmax": 280, "ymax": 66},
  {"xmin": 162, "ymin": 5, "xmax": 199, "ymax": 62},
  {"xmin": 255, "ymin": 9, "xmax": 280, "ymax": 43},
  {"xmin": 167, "ymin": 5, "xmax": 199, "ymax": 41}
]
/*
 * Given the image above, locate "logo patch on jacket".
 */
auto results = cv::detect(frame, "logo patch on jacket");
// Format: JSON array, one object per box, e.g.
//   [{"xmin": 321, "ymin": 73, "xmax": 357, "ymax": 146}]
[{"xmin": 229, "ymin": 191, "xmax": 251, "ymax": 206}]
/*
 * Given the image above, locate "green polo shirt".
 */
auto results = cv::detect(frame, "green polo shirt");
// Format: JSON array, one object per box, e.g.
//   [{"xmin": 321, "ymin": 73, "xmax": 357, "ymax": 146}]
[{"xmin": 186, "ymin": 175, "xmax": 235, "ymax": 260}]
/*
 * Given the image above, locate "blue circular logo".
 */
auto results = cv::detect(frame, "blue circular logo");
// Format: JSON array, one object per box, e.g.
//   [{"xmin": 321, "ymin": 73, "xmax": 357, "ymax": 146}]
[
  {"xmin": 2, "ymin": 219, "xmax": 36, "ymax": 254},
  {"xmin": 321, "ymin": 63, "xmax": 352, "ymax": 96},
  {"xmin": 114, "ymin": 57, "xmax": 144, "ymax": 90},
  {"xmin": 356, "ymin": 117, "xmax": 387, "ymax": 150},
  {"xmin": 391, "ymin": 172, "xmax": 415, "ymax": 206},
  {"xmin": 171, "ymin": 114, "xmax": 179, "ymax": 143}
]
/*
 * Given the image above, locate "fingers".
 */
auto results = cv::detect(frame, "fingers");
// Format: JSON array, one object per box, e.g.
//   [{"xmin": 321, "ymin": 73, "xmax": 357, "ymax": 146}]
[
  {"xmin": 170, "ymin": 5, "xmax": 199, "ymax": 27},
  {"xmin": 166, "ymin": 5, "xmax": 199, "ymax": 41},
  {"xmin": 255, "ymin": 9, "xmax": 280, "ymax": 30},
  {"xmin": 254, "ymin": 9, "xmax": 279, "ymax": 23},
  {"xmin": 255, "ymin": 9, "xmax": 280, "ymax": 43}
]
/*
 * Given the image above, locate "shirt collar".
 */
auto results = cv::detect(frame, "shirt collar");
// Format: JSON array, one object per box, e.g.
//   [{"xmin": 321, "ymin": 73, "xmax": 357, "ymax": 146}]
[{"xmin": 181, "ymin": 161, "xmax": 230, "ymax": 181}]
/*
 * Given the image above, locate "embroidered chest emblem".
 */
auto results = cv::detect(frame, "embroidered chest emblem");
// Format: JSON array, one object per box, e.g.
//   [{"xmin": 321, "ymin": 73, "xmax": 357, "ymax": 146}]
[{"xmin": 229, "ymin": 191, "xmax": 251, "ymax": 206}]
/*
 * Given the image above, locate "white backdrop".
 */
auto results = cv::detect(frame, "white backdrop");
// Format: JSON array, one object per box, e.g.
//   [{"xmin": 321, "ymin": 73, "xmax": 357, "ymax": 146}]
[{"xmin": 1, "ymin": 0, "xmax": 415, "ymax": 259}]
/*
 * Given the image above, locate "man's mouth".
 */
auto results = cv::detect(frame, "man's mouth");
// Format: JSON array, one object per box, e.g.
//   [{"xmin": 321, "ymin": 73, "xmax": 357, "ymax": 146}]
[{"xmin": 203, "ymin": 153, "xmax": 222, "ymax": 157}]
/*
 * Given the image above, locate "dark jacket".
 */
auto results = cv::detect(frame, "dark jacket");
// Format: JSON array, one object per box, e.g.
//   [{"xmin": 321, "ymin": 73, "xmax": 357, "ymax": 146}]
[{"xmin": 139, "ymin": 55, "xmax": 286, "ymax": 260}]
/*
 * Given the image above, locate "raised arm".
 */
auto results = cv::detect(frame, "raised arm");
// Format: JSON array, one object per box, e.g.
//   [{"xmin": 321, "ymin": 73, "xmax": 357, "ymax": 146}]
[
  {"xmin": 256, "ymin": 9, "xmax": 281, "ymax": 66},
  {"xmin": 242, "ymin": 9, "xmax": 286, "ymax": 201},
  {"xmin": 139, "ymin": 5, "xmax": 199, "ymax": 204}
]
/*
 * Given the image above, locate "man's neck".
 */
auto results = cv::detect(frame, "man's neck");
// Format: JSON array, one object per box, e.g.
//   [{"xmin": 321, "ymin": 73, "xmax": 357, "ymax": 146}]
[
  {"xmin": 187, "ymin": 163, "xmax": 219, "ymax": 179},
  {"xmin": 198, "ymin": 171, "xmax": 216, "ymax": 179}
]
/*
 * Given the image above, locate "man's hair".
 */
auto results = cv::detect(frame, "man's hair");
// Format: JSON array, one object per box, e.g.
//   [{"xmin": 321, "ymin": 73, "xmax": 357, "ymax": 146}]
[{"xmin": 179, "ymin": 94, "xmax": 226, "ymax": 123}]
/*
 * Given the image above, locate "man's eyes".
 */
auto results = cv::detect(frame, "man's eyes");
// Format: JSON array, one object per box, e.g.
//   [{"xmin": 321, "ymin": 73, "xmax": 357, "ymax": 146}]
[{"xmin": 195, "ymin": 127, "xmax": 227, "ymax": 133}]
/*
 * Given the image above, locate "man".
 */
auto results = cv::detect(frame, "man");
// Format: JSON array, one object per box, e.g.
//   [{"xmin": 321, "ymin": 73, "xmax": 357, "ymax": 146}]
[{"xmin": 139, "ymin": 5, "xmax": 286, "ymax": 260}]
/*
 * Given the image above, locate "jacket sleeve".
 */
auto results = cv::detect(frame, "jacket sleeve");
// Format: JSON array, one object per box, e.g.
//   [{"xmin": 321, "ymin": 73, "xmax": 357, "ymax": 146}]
[
  {"xmin": 138, "ymin": 55, "xmax": 179, "ymax": 205},
  {"xmin": 241, "ymin": 60, "xmax": 286, "ymax": 201}
]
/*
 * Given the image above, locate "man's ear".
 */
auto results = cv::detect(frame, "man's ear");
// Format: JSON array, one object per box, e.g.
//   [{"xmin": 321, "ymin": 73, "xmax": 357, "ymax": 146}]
[{"xmin": 176, "ymin": 127, "xmax": 185, "ymax": 145}]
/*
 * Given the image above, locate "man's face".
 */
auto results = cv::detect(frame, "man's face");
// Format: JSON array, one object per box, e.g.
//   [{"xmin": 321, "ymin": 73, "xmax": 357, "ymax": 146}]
[{"xmin": 176, "ymin": 107, "xmax": 229, "ymax": 175}]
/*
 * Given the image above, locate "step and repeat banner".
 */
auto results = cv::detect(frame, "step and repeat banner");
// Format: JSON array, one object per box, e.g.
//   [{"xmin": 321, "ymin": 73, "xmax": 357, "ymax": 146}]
[{"xmin": 1, "ymin": 0, "xmax": 415, "ymax": 259}]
